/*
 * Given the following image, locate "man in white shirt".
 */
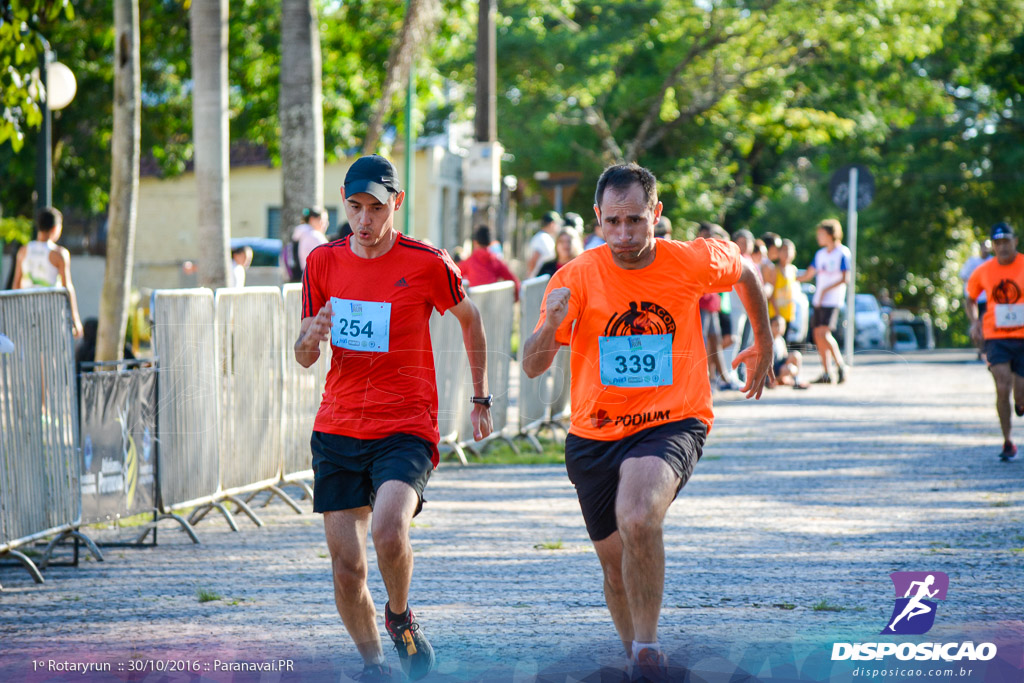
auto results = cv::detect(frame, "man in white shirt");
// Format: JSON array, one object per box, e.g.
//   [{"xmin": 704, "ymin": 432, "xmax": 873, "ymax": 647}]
[
  {"xmin": 526, "ymin": 211, "xmax": 561, "ymax": 277},
  {"xmin": 798, "ymin": 219, "xmax": 851, "ymax": 384}
]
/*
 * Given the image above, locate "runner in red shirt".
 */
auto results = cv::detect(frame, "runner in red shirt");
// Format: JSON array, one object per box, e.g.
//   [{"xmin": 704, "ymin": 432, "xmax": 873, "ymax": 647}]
[
  {"xmin": 294, "ymin": 155, "xmax": 492, "ymax": 681},
  {"xmin": 456, "ymin": 224, "xmax": 520, "ymax": 300}
]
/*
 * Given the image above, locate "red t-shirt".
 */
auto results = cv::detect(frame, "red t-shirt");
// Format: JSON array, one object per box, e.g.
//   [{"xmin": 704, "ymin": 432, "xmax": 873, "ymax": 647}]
[
  {"xmin": 301, "ymin": 235, "xmax": 466, "ymax": 465},
  {"xmin": 457, "ymin": 248, "xmax": 521, "ymax": 300}
]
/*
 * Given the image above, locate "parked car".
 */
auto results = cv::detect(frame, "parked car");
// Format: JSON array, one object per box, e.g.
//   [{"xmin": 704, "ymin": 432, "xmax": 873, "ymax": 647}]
[
  {"xmin": 229, "ymin": 237, "xmax": 284, "ymax": 286},
  {"xmin": 890, "ymin": 322, "xmax": 919, "ymax": 352},
  {"xmin": 796, "ymin": 276, "xmax": 887, "ymax": 350},
  {"xmin": 852, "ymin": 294, "xmax": 886, "ymax": 349}
]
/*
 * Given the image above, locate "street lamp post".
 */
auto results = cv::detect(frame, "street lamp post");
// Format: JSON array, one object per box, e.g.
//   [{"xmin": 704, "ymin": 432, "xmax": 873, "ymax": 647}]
[{"xmin": 34, "ymin": 37, "xmax": 77, "ymax": 213}]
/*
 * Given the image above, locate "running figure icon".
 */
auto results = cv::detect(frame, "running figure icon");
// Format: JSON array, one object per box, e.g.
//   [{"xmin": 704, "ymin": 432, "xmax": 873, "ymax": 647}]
[{"xmin": 887, "ymin": 574, "xmax": 938, "ymax": 631}]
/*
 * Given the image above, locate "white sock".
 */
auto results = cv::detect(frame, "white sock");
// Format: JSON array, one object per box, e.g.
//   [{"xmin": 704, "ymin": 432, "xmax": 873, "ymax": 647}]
[{"xmin": 632, "ymin": 641, "xmax": 660, "ymax": 659}]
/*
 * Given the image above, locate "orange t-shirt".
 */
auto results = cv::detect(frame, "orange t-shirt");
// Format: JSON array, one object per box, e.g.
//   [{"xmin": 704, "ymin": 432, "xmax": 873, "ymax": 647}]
[
  {"xmin": 967, "ymin": 253, "xmax": 1024, "ymax": 340},
  {"xmin": 534, "ymin": 238, "xmax": 743, "ymax": 441}
]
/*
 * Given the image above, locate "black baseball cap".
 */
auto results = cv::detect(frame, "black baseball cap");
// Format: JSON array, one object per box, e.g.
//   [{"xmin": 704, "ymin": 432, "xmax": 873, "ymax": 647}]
[
  {"xmin": 344, "ymin": 155, "xmax": 401, "ymax": 203},
  {"xmin": 991, "ymin": 222, "xmax": 1015, "ymax": 240}
]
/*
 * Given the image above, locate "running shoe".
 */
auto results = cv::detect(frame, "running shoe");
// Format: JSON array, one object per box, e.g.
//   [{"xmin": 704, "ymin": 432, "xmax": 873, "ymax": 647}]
[
  {"xmin": 837, "ymin": 365, "xmax": 847, "ymax": 384},
  {"xmin": 385, "ymin": 606, "xmax": 435, "ymax": 680},
  {"xmin": 1000, "ymin": 440, "xmax": 1018, "ymax": 462},
  {"xmin": 632, "ymin": 647, "xmax": 670, "ymax": 683},
  {"xmin": 811, "ymin": 372, "xmax": 833, "ymax": 384},
  {"xmin": 1015, "ymin": 403, "xmax": 1024, "ymax": 417},
  {"xmin": 352, "ymin": 663, "xmax": 392, "ymax": 683}
]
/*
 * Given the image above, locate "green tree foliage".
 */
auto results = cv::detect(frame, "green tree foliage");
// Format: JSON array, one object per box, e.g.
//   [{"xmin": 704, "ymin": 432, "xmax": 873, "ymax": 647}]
[
  {"xmin": 0, "ymin": 0, "xmax": 476, "ymax": 218},
  {"xmin": 0, "ymin": 0, "xmax": 73, "ymax": 151}
]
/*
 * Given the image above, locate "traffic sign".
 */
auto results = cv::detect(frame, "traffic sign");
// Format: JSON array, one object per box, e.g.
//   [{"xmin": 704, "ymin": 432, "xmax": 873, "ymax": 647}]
[{"xmin": 829, "ymin": 164, "xmax": 874, "ymax": 210}]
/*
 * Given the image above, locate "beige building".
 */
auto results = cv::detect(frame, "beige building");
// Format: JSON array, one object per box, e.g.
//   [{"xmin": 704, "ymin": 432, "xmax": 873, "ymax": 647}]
[{"xmin": 134, "ymin": 144, "xmax": 468, "ymax": 289}]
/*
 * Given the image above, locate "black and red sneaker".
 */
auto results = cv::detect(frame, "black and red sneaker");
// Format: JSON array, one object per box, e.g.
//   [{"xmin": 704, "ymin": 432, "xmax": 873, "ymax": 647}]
[
  {"xmin": 1015, "ymin": 403, "xmax": 1024, "ymax": 417},
  {"xmin": 1000, "ymin": 440, "xmax": 1018, "ymax": 462},
  {"xmin": 385, "ymin": 604, "xmax": 435, "ymax": 680}
]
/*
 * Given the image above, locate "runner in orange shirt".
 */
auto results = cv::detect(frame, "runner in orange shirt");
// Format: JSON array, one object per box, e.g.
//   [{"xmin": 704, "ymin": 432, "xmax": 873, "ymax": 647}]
[
  {"xmin": 522, "ymin": 163, "xmax": 773, "ymax": 682},
  {"xmin": 966, "ymin": 221, "xmax": 1024, "ymax": 461}
]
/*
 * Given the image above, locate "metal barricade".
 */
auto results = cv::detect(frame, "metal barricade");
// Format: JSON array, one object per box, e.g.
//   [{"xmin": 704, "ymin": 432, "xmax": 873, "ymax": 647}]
[
  {"xmin": 280, "ymin": 284, "xmax": 325, "ymax": 499},
  {"xmin": 516, "ymin": 276, "xmax": 572, "ymax": 448},
  {"xmin": 0, "ymin": 289, "xmax": 97, "ymax": 588},
  {"xmin": 458, "ymin": 281, "xmax": 516, "ymax": 454},
  {"xmin": 215, "ymin": 288, "xmax": 296, "ymax": 515},
  {"xmin": 430, "ymin": 309, "xmax": 470, "ymax": 464},
  {"xmin": 150, "ymin": 289, "xmax": 222, "ymax": 517}
]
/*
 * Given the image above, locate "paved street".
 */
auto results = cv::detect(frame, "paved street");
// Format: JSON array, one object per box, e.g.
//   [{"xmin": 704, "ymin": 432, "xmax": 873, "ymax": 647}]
[{"xmin": 1, "ymin": 349, "xmax": 1022, "ymax": 682}]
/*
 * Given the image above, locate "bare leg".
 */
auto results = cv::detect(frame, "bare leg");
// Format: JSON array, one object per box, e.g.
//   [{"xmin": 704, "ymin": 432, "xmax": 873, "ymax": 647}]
[
  {"xmin": 615, "ymin": 456, "xmax": 680, "ymax": 643},
  {"xmin": 813, "ymin": 326, "xmax": 831, "ymax": 377},
  {"xmin": 370, "ymin": 480, "xmax": 419, "ymax": 615},
  {"xmin": 1013, "ymin": 372, "xmax": 1024, "ymax": 410},
  {"xmin": 324, "ymin": 507, "xmax": 382, "ymax": 665},
  {"xmin": 991, "ymin": 363, "xmax": 1013, "ymax": 442},
  {"xmin": 824, "ymin": 329, "xmax": 844, "ymax": 370},
  {"xmin": 593, "ymin": 532, "xmax": 634, "ymax": 657}
]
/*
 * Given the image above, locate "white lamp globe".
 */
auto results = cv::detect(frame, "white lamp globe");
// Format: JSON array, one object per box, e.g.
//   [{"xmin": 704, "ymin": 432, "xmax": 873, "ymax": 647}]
[{"xmin": 46, "ymin": 61, "xmax": 77, "ymax": 110}]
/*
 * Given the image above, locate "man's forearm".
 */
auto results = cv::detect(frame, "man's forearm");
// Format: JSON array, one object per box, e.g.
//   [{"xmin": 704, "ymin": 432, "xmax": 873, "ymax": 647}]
[
  {"xmin": 735, "ymin": 265, "xmax": 772, "ymax": 348},
  {"xmin": 522, "ymin": 324, "xmax": 561, "ymax": 378},
  {"xmin": 293, "ymin": 331, "xmax": 322, "ymax": 368},
  {"xmin": 461, "ymin": 313, "xmax": 489, "ymax": 396}
]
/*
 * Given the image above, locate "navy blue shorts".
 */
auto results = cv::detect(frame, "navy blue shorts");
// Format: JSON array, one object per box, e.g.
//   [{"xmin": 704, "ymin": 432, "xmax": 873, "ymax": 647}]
[
  {"xmin": 564, "ymin": 419, "xmax": 707, "ymax": 542},
  {"xmin": 985, "ymin": 339, "xmax": 1024, "ymax": 377},
  {"xmin": 310, "ymin": 431, "xmax": 434, "ymax": 515}
]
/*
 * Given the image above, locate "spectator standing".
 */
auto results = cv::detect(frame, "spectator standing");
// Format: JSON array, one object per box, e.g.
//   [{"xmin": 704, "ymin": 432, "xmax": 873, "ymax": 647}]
[
  {"xmin": 526, "ymin": 211, "xmax": 561, "ymax": 277},
  {"xmin": 654, "ymin": 216, "xmax": 672, "ymax": 240},
  {"xmin": 229, "ymin": 245, "xmax": 252, "ymax": 288},
  {"xmin": 584, "ymin": 219, "xmax": 606, "ymax": 250},
  {"xmin": 966, "ymin": 222, "xmax": 1024, "ymax": 461},
  {"xmin": 458, "ymin": 225, "xmax": 521, "ymax": 300},
  {"xmin": 798, "ymin": 219, "xmax": 851, "ymax": 384},
  {"xmin": 769, "ymin": 239, "xmax": 799, "ymax": 337},
  {"xmin": 729, "ymin": 229, "xmax": 758, "ymax": 378},
  {"xmin": 760, "ymin": 232, "xmax": 783, "ymax": 299},
  {"xmin": 961, "ymin": 238, "xmax": 993, "ymax": 356},
  {"xmin": 285, "ymin": 207, "xmax": 329, "ymax": 282},
  {"xmin": 537, "ymin": 228, "xmax": 583, "ymax": 277},
  {"xmin": 11, "ymin": 207, "xmax": 83, "ymax": 337}
]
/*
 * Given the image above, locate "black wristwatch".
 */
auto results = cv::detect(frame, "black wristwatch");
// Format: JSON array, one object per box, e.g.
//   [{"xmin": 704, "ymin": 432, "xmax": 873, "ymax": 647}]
[{"xmin": 470, "ymin": 395, "xmax": 493, "ymax": 409}]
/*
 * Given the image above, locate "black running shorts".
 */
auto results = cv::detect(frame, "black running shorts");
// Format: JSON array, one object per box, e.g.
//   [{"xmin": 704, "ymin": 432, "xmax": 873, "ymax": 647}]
[
  {"xmin": 811, "ymin": 306, "xmax": 839, "ymax": 331},
  {"xmin": 564, "ymin": 418, "xmax": 707, "ymax": 542},
  {"xmin": 985, "ymin": 338, "xmax": 1024, "ymax": 377},
  {"xmin": 310, "ymin": 431, "xmax": 434, "ymax": 515}
]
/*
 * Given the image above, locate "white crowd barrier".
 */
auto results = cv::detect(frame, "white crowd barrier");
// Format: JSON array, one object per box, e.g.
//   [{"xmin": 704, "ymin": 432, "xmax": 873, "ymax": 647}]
[
  {"xmin": 430, "ymin": 308, "xmax": 470, "ymax": 464},
  {"xmin": 151, "ymin": 289, "xmax": 225, "ymax": 522},
  {"xmin": 280, "ymin": 284, "xmax": 325, "ymax": 494},
  {"xmin": 215, "ymin": 288, "xmax": 284, "ymax": 495},
  {"xmin": 0, "ymin": 289, "xmax": 97, "ymax": 588},
  {"xmin": 458, "ymin": 281, "xmax": 516, "ymax": 454},
  {"xmin": 517, "ymin": 276, "xmax": 572, "ymax": 448}
]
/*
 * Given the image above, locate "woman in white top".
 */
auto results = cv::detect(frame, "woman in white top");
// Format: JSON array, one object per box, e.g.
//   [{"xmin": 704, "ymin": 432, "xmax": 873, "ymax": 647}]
[{"xmin": 12, "ymin": 207, "xmax": 84, "ymax": 337}]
